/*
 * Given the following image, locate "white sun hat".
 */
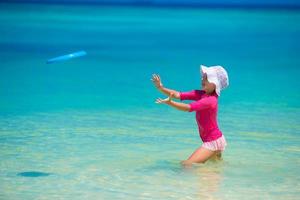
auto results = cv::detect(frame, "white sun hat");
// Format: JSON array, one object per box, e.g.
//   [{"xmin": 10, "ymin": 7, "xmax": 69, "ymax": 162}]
[{"xmin": 200, "ymin": 65, "xmax": 229, "ymax": 96}]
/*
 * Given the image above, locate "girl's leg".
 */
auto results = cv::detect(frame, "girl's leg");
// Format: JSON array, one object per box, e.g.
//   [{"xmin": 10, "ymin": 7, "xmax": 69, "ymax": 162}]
[
  {"xmin": 211, "ymin": 151, "xmax": 222, "ymax": 161},
  {"xmin": 181, "ymin": 147, "xmax": 218, "ymax": 166},
  {"xmin": 206, "ymin": 150, "xmax": 222, "ymax": 162}
]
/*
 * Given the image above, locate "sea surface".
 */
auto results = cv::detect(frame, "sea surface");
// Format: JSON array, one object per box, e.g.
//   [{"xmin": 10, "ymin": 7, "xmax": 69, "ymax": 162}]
[{"xmin": 0, "ymin": 3, "xmax": 300, "ymax": 199}]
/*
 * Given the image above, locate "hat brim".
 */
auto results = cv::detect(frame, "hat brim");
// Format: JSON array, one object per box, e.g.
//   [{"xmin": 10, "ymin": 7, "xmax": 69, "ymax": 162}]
[
  {"xmin": 200, "ymin": 65, "xmax": 208, "ymax": 75},
  {"xmin": 200, "ymin": 65, "xmax": 221, "ymax": 96}
]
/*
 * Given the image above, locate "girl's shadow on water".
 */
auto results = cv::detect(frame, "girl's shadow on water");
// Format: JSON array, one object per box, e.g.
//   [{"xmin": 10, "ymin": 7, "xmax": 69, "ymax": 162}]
[{"xmin": 17, "ymin": 171, "xmax": 52, "ymax": 177}]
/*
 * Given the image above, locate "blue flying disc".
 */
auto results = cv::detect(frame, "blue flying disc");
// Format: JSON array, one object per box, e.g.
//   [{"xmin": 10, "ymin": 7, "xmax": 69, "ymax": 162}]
[{"xmin": 46, "ymin": 51, "xmax": 87, "ymax": 64}]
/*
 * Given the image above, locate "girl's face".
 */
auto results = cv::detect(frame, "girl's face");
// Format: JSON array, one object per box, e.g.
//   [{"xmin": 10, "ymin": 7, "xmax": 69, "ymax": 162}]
[{"xmin": 201, "ymin": 73, "xmax": 216, "ymax": 94}]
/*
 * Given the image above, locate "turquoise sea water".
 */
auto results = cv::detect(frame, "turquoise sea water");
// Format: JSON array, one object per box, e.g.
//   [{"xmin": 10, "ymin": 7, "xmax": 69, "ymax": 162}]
[{"xmin": 0, "ymin": 3, "xmax": 300, "ymax": 199}]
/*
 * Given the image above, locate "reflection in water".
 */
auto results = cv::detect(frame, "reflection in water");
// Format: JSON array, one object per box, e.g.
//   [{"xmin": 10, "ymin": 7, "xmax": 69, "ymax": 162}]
[{"xmin": 185, "ymin": 160, "xmax": 225, "ymax": 200}]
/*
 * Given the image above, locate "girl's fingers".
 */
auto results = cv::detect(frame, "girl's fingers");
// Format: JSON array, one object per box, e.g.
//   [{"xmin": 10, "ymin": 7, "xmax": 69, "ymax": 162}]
[
  {"xmin": 151, "ymin": 74, "xmax": 162, "ymax": 86},
  {"xmin": 157, "ymin": 74, "xmax": 161, "ymax": 81},
  {"xmin": 155, "ymin": 98, "xmax": 164, "ymax": 104},
  {"xmin": 151, "ymin": 79, "xmax": 158, "ymax": 85},
  {"xmin": 156, "ymin": 74, "xmax": 160, "ymax": 81},
  {"xmin": 156, "ymin": 97, "xmax": 169, "ymax": 104},
  {"xmin": 151, "ymin": 76, "xmax": 157, "ymax": 82},
  {"xmin": 152, "ymin": 74, "xmax": 157, "ymax": 81}
]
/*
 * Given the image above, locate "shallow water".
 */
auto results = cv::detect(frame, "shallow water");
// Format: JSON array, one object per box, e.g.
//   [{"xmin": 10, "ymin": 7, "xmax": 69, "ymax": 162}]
[{"xmin": 0, "ymin": 3, "xmax": 300, "ymax": 200}]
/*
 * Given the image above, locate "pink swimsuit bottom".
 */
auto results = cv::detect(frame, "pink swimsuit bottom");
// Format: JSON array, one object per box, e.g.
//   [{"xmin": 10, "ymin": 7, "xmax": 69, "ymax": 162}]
[{"xmin": 202, "ymin": 135, "xmax": 227, "ymax": 151}]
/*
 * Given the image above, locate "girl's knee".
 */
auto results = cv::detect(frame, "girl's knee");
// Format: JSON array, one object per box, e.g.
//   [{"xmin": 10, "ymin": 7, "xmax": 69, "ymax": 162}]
[{"xmin": 211, "ymin": 151, "xmax": 222, "ymax": 161}]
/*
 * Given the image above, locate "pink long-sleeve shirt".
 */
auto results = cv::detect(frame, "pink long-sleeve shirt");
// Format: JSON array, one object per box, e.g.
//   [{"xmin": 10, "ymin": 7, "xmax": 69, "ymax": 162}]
[{"xmin": 180, "ymin": 90, "xmax": 223, "ymax": 142}]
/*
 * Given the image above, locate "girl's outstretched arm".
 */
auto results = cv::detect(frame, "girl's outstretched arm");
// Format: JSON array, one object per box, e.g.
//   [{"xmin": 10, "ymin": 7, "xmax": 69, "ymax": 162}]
[
  {"xmin": 156, "ymin": 94, "xmax": 190, "ymax": 112},
  {"xmin": 166, "ymin": 100, "xmax": 190, "ymax": 112},
  {"xmin": 151, "ymin": 74, "xmax": 180, "ymax": 99}
]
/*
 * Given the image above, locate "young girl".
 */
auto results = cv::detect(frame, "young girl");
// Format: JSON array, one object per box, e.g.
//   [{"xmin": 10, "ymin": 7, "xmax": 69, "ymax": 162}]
[{"xmin": 151, "ymin": 65, "xmax": 229, "ymax": 166}]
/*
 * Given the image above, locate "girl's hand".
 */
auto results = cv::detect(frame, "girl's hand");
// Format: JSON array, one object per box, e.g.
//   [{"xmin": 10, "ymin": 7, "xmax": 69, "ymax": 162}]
[
  {"xmin": 151, "ymin": 74, "xmax": 163, "ymax": 89},
  {"xmin": 155, "ymin": 93, "xmax": 174, "ymax": 104}
]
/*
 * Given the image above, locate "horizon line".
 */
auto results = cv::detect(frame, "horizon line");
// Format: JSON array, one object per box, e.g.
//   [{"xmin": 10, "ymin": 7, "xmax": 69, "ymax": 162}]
[{"xmin": 1, "ymin": 1, "xmax": 300, "ymax": 10}]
